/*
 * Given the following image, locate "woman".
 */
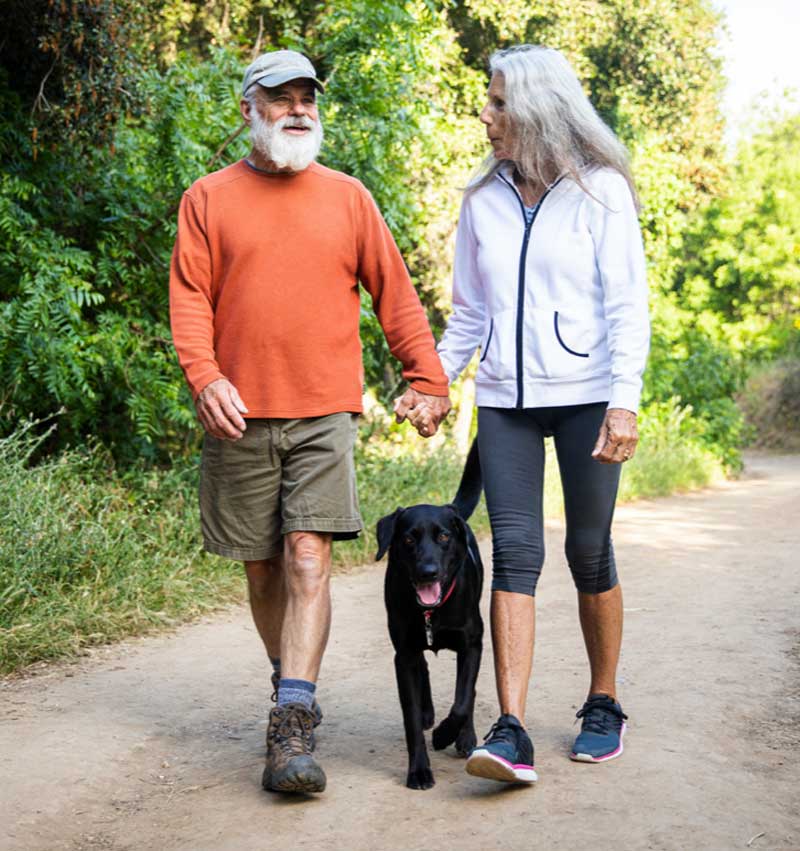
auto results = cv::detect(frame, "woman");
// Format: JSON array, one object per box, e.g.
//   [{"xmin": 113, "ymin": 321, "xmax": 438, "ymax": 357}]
[{"xmin": 436, "ymin": 45, "xmax": 650, "ymax": 783}]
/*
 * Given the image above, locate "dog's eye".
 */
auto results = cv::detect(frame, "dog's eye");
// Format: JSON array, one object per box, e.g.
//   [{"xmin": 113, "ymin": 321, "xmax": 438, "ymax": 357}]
[
  {"xmin": 403, "ymin": 534, "xmax": 415, "ymax": 547},
  {"xmin": 437, "ymin": 532, "xmax": 450, "ymax": 544}
]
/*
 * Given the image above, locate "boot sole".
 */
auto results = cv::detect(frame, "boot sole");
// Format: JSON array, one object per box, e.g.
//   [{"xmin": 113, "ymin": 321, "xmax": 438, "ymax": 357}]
[
  {"xmin": 262, "ymin": 764, "xmax": 327, "ymax": 794},
  {"xmin": 465, "ymin": 750, "xmax": 537, "ymax": 783}
]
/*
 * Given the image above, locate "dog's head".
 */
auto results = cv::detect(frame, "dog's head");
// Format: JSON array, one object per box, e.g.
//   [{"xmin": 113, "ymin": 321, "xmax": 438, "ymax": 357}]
[{"xmin": 375, "ymin": 503, "xmax": 468, "ymax": 607}]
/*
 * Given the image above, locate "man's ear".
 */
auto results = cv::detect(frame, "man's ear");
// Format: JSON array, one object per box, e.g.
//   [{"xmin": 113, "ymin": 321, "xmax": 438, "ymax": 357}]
[{"xmin": 375, "ymin": 507, "xmax": 404, "ymax": 561}]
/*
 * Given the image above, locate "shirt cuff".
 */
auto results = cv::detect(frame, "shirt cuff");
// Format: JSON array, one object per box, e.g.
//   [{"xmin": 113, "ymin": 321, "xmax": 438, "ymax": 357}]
[
  {"xmin": 409, "ymin": 378, "xmax": 450, "ymax": 397},
  {"xmin": 607, "ymin": 381, "xmax": 641, "ymax": 414}
]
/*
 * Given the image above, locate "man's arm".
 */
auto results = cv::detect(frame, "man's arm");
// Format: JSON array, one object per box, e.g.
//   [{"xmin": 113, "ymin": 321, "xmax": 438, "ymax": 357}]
[
  {"xmin": 355, "ymin": 187, "xmax": 451, "ymax": 435},
  {"xmin": 169, "ymin": 191, "xmax": 248, "ymax": 439}
]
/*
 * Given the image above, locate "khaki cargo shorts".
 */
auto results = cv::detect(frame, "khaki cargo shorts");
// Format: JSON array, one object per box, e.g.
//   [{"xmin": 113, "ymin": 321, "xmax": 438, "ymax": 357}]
[{"xmin": 200, "ymin": 413, "xmax": 362, "ymax": 561}]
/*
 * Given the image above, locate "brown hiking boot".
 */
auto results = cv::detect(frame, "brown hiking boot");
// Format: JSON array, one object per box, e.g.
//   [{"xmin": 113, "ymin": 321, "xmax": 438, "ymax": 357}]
[{"xmin": 262, "ymin": 703, "xmax": 327, "ymax": 794}]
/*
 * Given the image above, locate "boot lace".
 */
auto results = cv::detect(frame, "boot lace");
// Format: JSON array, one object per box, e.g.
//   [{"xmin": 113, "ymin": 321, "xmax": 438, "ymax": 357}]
[{"xmin": 269, "ymin": 705, "xmax": 313, "ymax": 757}]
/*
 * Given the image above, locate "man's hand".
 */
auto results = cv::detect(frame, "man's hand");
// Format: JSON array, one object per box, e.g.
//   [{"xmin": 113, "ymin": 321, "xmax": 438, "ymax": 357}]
[
  {"xmin": 393, "ymin": 388, "xmax": 451, "ymax": 438},
  {"xmin": 196, "ymin": 378, "xmax": 249, "ymax": 440},
  {"xmin": 592, "ymin": 407, "xmax": 638, "ymax": 464}
]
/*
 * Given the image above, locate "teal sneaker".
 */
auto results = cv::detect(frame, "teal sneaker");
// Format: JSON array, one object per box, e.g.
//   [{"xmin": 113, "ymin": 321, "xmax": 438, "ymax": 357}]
[
  {"xmin": 465, "ymin": 714, "xmax": 538, "ymax": 783},
  {"xmin": 570, "ymin": 694, "xmax": 627, "ymax": 763}
]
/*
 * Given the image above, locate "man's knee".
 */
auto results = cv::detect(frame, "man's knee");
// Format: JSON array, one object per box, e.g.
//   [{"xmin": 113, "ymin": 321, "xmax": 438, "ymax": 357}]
[
  {"xmin": 284, "ymin": 532, "xmax": 332, "ymax": 594},
  {"xmin": 244, "ymin": 556, "xmax": 282, "ymax": 598}
]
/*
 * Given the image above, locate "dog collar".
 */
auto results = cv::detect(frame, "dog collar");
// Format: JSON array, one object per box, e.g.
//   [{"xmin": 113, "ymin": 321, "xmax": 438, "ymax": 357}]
[{"xmin": 422, "ymin": 577, "xmax": 457, "ymax": 647}]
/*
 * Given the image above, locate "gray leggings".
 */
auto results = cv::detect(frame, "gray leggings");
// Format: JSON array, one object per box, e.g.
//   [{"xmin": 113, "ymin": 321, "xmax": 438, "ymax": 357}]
[{"xmin": 477, "ymin": 404, "xmax": 621, "ymax": 596}]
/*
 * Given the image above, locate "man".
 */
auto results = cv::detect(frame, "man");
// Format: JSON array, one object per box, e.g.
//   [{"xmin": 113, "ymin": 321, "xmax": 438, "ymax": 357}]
[{"xmin": 169, "ymin": 50, "xmax": 450, "ymax": 795}]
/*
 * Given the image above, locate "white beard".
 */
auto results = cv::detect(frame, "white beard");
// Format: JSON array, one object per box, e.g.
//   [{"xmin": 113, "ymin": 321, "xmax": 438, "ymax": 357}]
[{"xmin": 249, "ymin": 111, "xmax": 323, "ymax": 172}]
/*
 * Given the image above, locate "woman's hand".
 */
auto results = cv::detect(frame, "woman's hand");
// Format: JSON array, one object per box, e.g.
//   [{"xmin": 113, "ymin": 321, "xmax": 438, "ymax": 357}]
[
  {"xmin": 393, "ymin": 389, "xmax": 451, "ymax": 438},
  {"xmin": 592, "ymin": 408, "xmax": 638, "ymax": 464}
]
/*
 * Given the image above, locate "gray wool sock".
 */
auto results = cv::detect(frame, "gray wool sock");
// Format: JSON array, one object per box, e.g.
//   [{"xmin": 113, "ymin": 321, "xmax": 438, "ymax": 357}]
[{"xmin": 277, "ymin": 677, "xmax": 316, "ymax": 709}]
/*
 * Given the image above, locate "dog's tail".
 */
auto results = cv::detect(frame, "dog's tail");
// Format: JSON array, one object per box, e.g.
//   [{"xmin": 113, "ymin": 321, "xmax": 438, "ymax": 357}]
[{"xmin": 452, "ymin": 439, "xmax": 482, "ymax": 521}]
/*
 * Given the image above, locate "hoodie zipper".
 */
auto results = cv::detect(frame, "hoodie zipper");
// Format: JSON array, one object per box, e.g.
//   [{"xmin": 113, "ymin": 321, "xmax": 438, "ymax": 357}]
[{"xmin": 497, "ymin": 173, "xmax": 563, "ymax": 408}]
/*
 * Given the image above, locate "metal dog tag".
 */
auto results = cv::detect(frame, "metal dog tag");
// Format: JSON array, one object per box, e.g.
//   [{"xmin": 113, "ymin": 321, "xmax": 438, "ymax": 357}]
[{"xmin": 424, "ymin": 611, "xmax": 433, "ymax": 647}]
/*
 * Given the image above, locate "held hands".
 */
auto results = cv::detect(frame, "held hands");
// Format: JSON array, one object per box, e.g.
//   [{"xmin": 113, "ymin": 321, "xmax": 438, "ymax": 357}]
[
  {"xmin": 393, "ymin": 388, "xmax": 452, "ymax": 438},
  {"xmin": 196, "ymin": 378, "xmax": 249, "ymax": 440},
  {"xmin": 592, "ymin": 407, "xmax": 638, "ymax": 464}
]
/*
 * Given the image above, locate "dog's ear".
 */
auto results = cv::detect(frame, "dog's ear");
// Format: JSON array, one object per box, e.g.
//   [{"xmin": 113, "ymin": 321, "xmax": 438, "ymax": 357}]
[
  {"xmin": 375, "ymin": 507, "xmax": 404, "ymax": 561},
  {"xmin": 446, "ymin": 505, "xmax": 468, "ymax": 542}
]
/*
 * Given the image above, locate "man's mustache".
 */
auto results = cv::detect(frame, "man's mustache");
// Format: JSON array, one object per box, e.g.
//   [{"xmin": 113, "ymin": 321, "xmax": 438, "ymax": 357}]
[{"xmin": 277, "ymin": 116, "xmax": 316, "ymax": 130}]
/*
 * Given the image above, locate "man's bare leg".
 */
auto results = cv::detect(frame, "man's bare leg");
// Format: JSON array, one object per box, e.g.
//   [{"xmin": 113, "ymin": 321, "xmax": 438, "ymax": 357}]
[
  {"xmin": 280, "ymin": 531, "xmax": 332, "ymax": 682},
  {"xmin": 491, "ymin": 589, "xmax": 535, "ymax": 722},
  {"xmin": 578, "ymin": 584, "xmax": 623, "ymax": 699},
  {"xmin": 244, "ymin": 556, "xmax": 286, "ymax": 661}
]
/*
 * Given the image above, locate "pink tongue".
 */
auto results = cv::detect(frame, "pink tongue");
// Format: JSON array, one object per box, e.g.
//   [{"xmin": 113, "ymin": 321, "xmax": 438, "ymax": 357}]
[{"xmin": 417, "ymin": 582, "xmax": 442, "ymax": 606}]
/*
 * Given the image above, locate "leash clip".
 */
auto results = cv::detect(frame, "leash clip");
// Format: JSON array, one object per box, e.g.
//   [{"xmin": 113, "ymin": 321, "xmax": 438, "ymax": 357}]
[{"xmin": 424, "ymin": 610, "xmax": 434, "ymax": 647}]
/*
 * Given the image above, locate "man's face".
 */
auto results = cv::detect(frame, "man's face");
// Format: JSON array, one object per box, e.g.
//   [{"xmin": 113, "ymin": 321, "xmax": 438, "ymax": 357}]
[
  {"xmin": 246, "ymin": 80, "xmax": 319, "ymax": 132},
  {"xmin": 240, "ymin": 79, "xmax": 323, "ymax": 171}
]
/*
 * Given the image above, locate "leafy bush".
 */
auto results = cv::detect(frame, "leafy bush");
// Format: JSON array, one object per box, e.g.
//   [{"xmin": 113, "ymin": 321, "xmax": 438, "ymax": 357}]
[
  {"xmin": 737, "ymin": 358, "xmax": 800, "ymax": 451},
  {"xmin": 618, "ymin": 400, "xmax": 725, "ymax": 500}
]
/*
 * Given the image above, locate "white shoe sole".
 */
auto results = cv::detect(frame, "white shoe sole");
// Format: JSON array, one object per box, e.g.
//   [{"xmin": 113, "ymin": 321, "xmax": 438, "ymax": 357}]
[{"xmin": 465, "ymin": 749, "xmax": 538, "ymax": 783}]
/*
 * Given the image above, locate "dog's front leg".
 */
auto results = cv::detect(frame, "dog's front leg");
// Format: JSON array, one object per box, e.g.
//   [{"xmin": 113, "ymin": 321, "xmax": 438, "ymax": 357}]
[
  {"xmin": 432, "ymin": 642, "xmax": 481, "ymax": 756},
  {"xmin": 394, "ymin": 651, "xmax": 434, "ymax": 790}
]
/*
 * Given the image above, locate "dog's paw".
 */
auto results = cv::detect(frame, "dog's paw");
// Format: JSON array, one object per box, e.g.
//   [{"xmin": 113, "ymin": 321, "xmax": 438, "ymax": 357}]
[
  {"xmin": 455, "ymin": 725, "xmax": 477, "ymax": 757},
  {"xmin": 432, "ymin": 716, "xmax": 459, "ymax": 751},
  {"xmin": 406, "ymin": 766, "xmax": 435, "ymax": 790},
  {"xmin": 422, "ymin": 707, "xmax": 435, "ymax": 730}
]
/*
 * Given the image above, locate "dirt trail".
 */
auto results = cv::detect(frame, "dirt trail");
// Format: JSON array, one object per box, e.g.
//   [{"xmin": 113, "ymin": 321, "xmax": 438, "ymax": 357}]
[{"xmin": 2, "ymin": 454, "xmax": 799, "ymax": 851}]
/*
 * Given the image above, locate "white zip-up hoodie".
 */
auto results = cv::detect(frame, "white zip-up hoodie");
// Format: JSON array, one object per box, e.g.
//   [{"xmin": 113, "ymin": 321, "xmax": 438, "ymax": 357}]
[{"xmin": 437, "ymin": 166, "xmax": 650, "ymax": 413}]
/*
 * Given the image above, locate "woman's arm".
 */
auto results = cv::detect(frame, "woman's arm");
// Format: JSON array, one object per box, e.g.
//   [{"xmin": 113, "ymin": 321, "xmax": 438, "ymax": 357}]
[
  {"xmin": 588, "ymin": 170, "xmax": 650, "ymax": 463},
  {"xmin": 588, "ymin": 170, "xmax": 650, "ymax": 416},
  {"xmin": 437, "ymin": 198, "xmax": 487, "ymax": 383}
]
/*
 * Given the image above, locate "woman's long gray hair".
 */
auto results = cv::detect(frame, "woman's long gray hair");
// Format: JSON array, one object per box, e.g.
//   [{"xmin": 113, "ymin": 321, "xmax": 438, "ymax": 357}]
[{"xmin": 467, "ymin": 45, "xmax": 637, "ymax": 204}]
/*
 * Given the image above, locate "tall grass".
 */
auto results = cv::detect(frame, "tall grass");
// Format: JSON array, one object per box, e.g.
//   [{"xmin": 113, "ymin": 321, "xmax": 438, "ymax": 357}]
[
  {"xmin": 1, "ymin": 401, "xmax": 724, "ymax": 674},
  {"xmin": 0, "ymin": 426, "xmax": 241, "ymax": 673}
]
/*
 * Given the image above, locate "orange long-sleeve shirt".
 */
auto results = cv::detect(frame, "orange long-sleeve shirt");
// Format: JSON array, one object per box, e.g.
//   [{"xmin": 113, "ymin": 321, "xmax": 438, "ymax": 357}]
[{"xmin": 169, "ymin": 159, "xmax": 449, "ymax": 417}]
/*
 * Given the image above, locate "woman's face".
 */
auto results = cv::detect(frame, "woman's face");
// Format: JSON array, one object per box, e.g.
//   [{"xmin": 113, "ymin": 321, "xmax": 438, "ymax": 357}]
[{"xmin": 480, "ymin": 73, "xmax": 513, "ymax": 159}]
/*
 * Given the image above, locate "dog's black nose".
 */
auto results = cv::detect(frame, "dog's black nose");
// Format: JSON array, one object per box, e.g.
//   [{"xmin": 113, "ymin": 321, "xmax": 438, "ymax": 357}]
[{"xmin": 417, "ymin": 562, "xmax": 439, "ymax": 581}]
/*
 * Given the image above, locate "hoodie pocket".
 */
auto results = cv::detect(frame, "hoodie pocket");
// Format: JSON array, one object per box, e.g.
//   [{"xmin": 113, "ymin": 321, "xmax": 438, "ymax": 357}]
[
  {"xmin": 554, "ymin": 311, "xmax": 590, "ymax": 358},
  {"xmin": 479, "ymin": 318, "xmax": 494, "ymax": 363},
  {"xmin": 477, "ymin": 309, "xmax": 515, "ymax": 382},
  {"xmin": 525, "ymin": 308, "xmax": 607, "ymax": 380}
]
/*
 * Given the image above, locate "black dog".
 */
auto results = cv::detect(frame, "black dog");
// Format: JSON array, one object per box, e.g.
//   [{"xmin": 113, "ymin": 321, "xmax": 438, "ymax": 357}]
[{"xmin": 375, "ymin": 441, "xmax": 483, "ymax": 790}]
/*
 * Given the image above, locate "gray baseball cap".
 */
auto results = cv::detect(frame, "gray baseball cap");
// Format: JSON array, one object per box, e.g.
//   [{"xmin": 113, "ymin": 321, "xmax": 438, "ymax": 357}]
[{"xmin": 242, "ymin": 50, "xmax": 324, "ymax": 96}]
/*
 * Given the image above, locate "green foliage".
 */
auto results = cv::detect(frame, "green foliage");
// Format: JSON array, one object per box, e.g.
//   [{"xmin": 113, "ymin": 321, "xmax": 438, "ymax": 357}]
[
  {"xmin": 0, "ymin": 0, "xmax": 155, "ymax": 150},
  {"xmin": 676, "ymin": 109, "xmax": 800, "ymax": 353},
  {"xmin": 0, "ymin": 0, "xmax": 783, "ymax": 479},
  {"xmin": 0, "ymin": 51, "xmax": 247, "ymax": 461},
  {"xmin": 618, "ymin": 400, "xmax": 724, "ymax": 500}
]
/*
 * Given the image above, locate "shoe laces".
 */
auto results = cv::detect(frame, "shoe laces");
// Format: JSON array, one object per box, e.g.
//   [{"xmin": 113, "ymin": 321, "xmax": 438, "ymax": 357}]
[
  {"xmin": 269, "ymin": 704, "xmax": 314, "ymax": 757},
  {"xmin": 483, "ymin": 716, "xmax": 520, "ymax": 747},
  {"xmin": 575, "ymin": 697, "xmax": 628, "ymax": 735}
]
